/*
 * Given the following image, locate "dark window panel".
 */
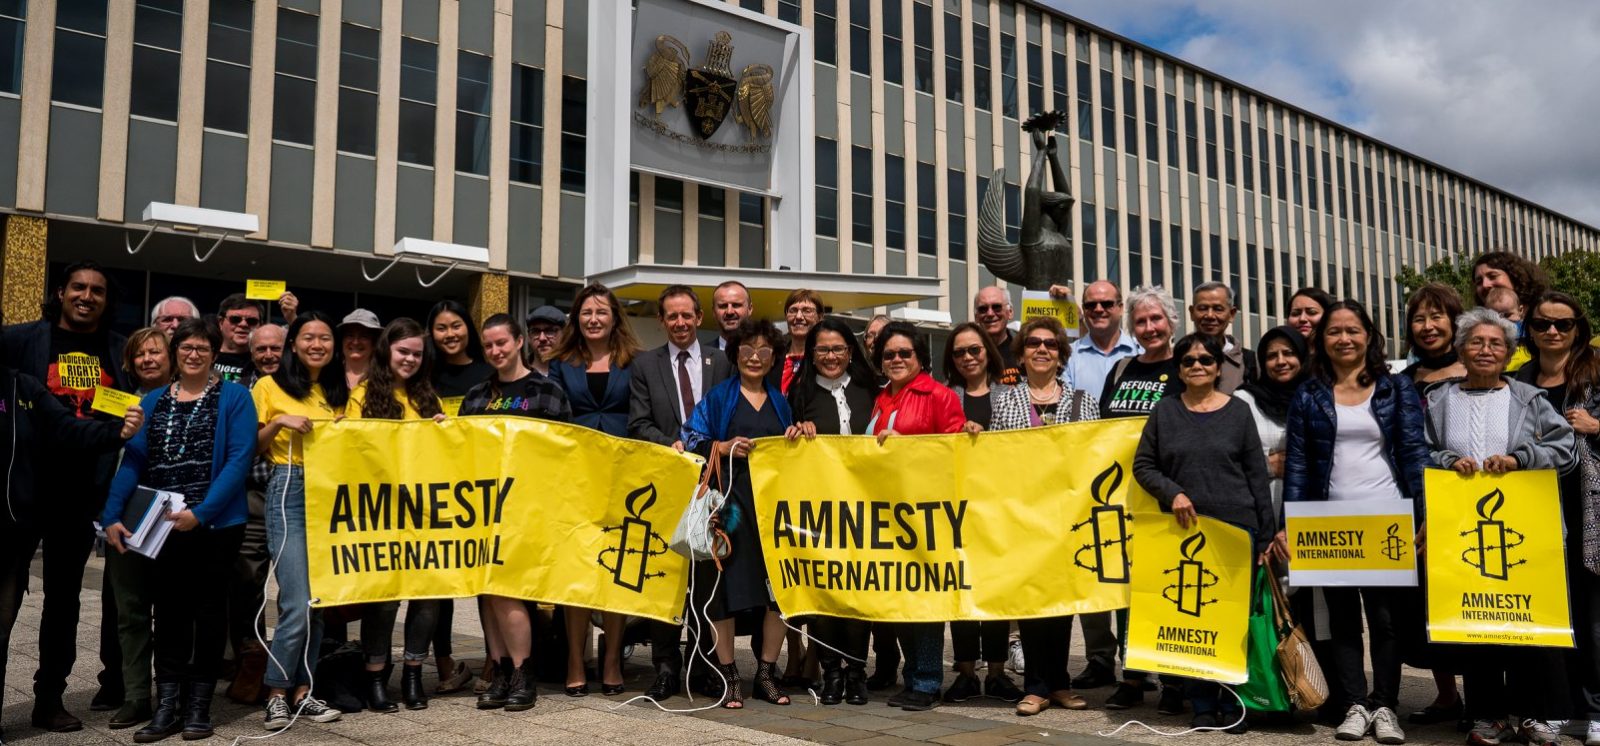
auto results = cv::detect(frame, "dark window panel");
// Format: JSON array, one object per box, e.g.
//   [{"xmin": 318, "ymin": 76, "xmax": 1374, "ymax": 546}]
[
  {"xmin": 337, "ymin": 87, "xmax": 378, "ymax": 155},
  {"xmin": 560, "ymin": 75, "xmax": 585, "ymax": 191},
  {"xmin": 53, "ymin": 30, "xmax": 106, "ymax": 107},
  {"xmin": 740, "ymin": 193, "xmax": 764, "ymax": 225},
  {"xmin": 814, "ymin": 0, "xmax": 836, "ymax": 65},
  {"xmin": 0, "ymin": 18, "xmax": 20, "ymax": 95},
  {"xmin": 340, "ymin": 23, "xmax": 380, "ymax": 92},
  {"xmin": 943, "ymin": 12, "xmax": 962, "ymax": 103},
  {"xmin": 275, "ymin": 8, "xmax": 317, "ymax": 80},
  {"xmin": 457, "ymin": 50, "xmax": 491, "ymax": 115},
  {"xmin": 134, "ymin": 0, "xmax": 183, "ymax": 49},
  {"xmin": 130, "ymin": 46, "xmax": 180, "ymax": 120},
  {"xmin": 203, "ymin": 59, "xmax": 250, "ymax": 132},
  {"xmin": 400, "ymin": 37, "xmax": 437, "ymax": 102},
  {"xmin": 971, "ymin": 23, "xmax": 990, "ymax": 110},
  {"xmin": 511, "ymin": 64, "xmax": 543, "ymax": 125},
  {"xmin": 509, "ymin": 123, "xmax": 541, "ymax": 183},
  {"xmin": 456, "ymin": 112, "xmax": 490, "ymax": 175},
  {"xmin": 58, "ymin": 0, "xmax": 108, "ymax": 34},
  {"xmin": 207, "ymin": 0, "xmax": 252, "ymax": 67},
  {"xmin": 656, "ymin": 177, "xmax": 683, "ymax": 210},
  {"xmin": 397, "ymin": 100, "xmax": 435, "ymax": 166},
  {"xmin": 778, "ymin": 0, "xmax": 801, "ymax": 23},
  {"xmin": 699, "ymin": 185, "xmax": 725, "ymax": 217},
  {"xmin": 272, "ymin": 75, "xmax": 315, "ymax": 144},
  {"xmin": 999, "ymin": 32, "xmax": 1016, "ymax": 118},
  {"xmin": 816, "ymin": 137, "xmax": 838, "ymax": 188}
]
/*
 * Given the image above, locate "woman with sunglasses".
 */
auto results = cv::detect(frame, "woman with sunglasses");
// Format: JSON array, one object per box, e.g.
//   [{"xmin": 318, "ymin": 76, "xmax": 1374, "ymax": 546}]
[
  {"xmin": 682, "ymin": 319, "xmax": 795, "ymax": 710},
  {"xmin": 1282, "ymin": 300, "xmax": 1429, "ymax": 744},
  {"xmin": 1133, "ymin": 333, "xmax": 1274, "ymax": 734},
  {"xmin": 869, "ymin": 322, "xmax": 967, "ymax": 712},
  {"xmin": 989, "ymin": 317, "xmax": 1097, "ymax": 715}
]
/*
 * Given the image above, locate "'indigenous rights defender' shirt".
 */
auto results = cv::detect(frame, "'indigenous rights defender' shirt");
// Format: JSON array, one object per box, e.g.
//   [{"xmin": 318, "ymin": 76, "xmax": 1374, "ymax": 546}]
[{"xmin": 46, "ymin": 328, "xmax": 115, "ymax": 419}]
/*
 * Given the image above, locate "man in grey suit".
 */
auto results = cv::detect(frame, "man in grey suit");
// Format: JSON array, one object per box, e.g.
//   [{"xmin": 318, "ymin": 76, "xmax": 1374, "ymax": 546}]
[{"xmin": 628, "ymin": 284, "xmax": 733, "ymax": 699}]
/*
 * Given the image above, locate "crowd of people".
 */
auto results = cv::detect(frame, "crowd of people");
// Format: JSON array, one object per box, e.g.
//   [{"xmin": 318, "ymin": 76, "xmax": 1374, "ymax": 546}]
[{"xmin": 0, "ymin": 249, "xmax": 1595, "ymax": 745}]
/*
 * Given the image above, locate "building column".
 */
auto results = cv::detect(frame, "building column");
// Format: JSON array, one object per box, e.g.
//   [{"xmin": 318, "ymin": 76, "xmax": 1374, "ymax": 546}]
[
  {"xmin": 469, "ymin": 271, "xmax": 510, "ymax": 325},
  {"xmin": 2, "ymin": 215, "xmax": 49, "ymax": 325}
]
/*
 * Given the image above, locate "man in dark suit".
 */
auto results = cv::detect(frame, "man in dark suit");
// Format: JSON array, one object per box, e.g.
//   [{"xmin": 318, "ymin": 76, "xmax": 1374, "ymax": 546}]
[{"xmin": 628, "ymin": 284, "xmax": 732, "ymax": 699}]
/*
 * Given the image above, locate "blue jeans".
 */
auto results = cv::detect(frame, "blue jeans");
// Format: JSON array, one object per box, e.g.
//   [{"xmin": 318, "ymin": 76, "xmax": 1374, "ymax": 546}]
[
  {"xmin": 264, "ymin": 466, "xmax": 323, "ymax": 689},
  {"xmin": 900, "ymin": 622, "xmax": 945, "ymax": 695}
]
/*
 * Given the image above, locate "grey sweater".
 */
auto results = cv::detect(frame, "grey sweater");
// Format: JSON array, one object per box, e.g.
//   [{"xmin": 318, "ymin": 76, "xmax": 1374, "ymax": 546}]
[{"xmin": 1133, "ymin": 395, "xmax": 1276, "ymax": 549}]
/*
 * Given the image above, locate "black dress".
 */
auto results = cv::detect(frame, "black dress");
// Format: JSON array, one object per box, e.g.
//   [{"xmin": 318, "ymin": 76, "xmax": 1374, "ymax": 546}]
[{"xmin": 696, "ymin": 394, "xmax": 785, "ymax": 619}]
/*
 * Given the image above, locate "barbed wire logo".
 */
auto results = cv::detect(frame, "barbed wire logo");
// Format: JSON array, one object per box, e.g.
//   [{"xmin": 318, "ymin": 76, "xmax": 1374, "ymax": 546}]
[
  {"xmin": 1162, "ymin": 531, "xmax": 1219, "ymax": 617},
  {"xmin": 1460, "ymin": 488, "xmax": 1525, "ymax": 580},
  {"xmin": 598, "ymin": 483, "xmax": 670, "ymax": 592},
  {"xmin": 1070, "ymin": 462, "xmax": 1134, "ymax": 583},
  {"xmin": 1380, "ymin": 522, "xmax": 1408, "ymax": 562}
]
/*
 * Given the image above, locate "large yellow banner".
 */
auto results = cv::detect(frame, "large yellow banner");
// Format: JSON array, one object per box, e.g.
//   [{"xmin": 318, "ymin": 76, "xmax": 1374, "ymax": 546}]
[
  {"xmin": 1424, "ymin": 469, "xmax": 1573, "ymax": 647},
  {"xmin": 1124, "ymin": 514, "xmax": 1253, "ymax": 684},
  {"xmin": 302, "ymin": 417, "xmax": 701, "ymax": 623},
  {"xmin": 747, "ymin": 418, "xmax": 1162, "ymax": 622}
]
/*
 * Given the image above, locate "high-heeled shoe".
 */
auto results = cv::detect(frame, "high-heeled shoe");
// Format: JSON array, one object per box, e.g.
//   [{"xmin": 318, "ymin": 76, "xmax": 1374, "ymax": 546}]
[
  {"xmin": 601, "ymin": 683, "xmax": 625, "ymax": 696},
  {"xmin": 753, "ymin": 661, "xmax": 791, "ymax": 705},
  {"xmin": 564, "ymin": 683, "xmax": 589, "ymax": 698}
]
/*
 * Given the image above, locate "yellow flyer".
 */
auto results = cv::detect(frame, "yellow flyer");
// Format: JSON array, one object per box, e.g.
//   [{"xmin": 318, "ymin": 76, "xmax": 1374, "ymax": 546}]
[
  {"xmin": 440, "ymin": 396, "xmax": 464, "ymax": 417},
  {"xmin": 245, "ymin": 279, "xmax": 287, "ymax": 301},
  {"xmin": 90, "ymin": 386, "xmax": 140, "ymax": 418},
  {"xmin": 1125, "ymin": 514, "xmax": 1252, "ymax": 684},
  {"xmin": 1020, "ymin": 290, "xmax": 1081, "ymax": 338},
  {"xmin": 1425, "ymin": 469, "xmax": 1572, "ymax": 647},
  {"xmin": 1285, "ymin": 499, "xmax": 1417, "ymax": 586}
]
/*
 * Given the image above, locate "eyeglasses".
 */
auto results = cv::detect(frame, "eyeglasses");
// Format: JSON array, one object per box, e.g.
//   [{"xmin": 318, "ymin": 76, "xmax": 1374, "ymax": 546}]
[
  {"xmin": 527, "ymin": 327, "xmax": 561, "ymax": 339},
  {"xmin": 177, "ymin": 344, "xmax": 213, "ymax": 357},
  {"xmin": 784, "ymin": 306, "xmax": 818, "ymax": 318},
  {"xmin": 1180, "ymin": 355, "xmax": 1218, "ymax": 368},
  {"xmin": 1528, "ymin": 318, "xmax": 1577, "ymax": 333},
  {"xmin": 224, "ymin": 314, "xmax": 260, "ymax": 327},
  {"xmin": 156, "ymin": 315, "xmax": 188, "ymax": 325},
  {"xmin": 814, "ymin": 345, "xmax": 850, "ymax": 358},
  {"xmin": 1022, "ymin": 337, "xmax": 1060, "ymax": 351},
  {"xmin": 1464, "ymin": 338, "xmax": 1508, "ymax": 352},
  {"xmin": 1083, "ymin": 300, "xmax": 1118, "ymax": 312},
  {"xmin": 737, "ymin": 345, "xmax": 774, "ymax": 362},
  {"xmin": 881, "ymin": 348, "xmax": 916, "ymax": 361},
  {"xmin": 951, "ymin": 345, "xmax": 984, "ymax": 359},
  {"xmin": 974, "ymin": 303, "xmax": 1006, "ymax": 315}
]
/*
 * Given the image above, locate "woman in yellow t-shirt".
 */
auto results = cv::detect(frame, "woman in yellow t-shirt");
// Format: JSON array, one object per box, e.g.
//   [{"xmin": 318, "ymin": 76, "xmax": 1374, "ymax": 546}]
[
  {"xmin": 344, "ymin": 318, "xmax": 445, "ymax": 713},
  {"xmin": 251, "ymin": 310, "xmax": 350, "ymax": 730}
]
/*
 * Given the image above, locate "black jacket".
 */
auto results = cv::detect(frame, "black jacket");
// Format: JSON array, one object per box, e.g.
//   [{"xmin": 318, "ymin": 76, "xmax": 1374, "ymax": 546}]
[
  {"xmin": 0, "ymin": 368, "xmax": 125, "ymax": 528},
  {"xmin": 1283, "ymin": 374, "xmax": 1430, "ymax": 518}
]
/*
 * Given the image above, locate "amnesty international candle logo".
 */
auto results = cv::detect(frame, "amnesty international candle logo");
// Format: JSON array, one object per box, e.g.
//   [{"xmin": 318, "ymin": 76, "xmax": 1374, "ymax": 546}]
[
  {"xmin": 1162, "ymin": 531, "xmax": 1218, "ymax": 617},
  {"xmin": 1126, "ymin": 514, "xmax": 1252, "ymax": 684},
  {"xmin": 1381, "ymin": 523, "xmax": 1408, "ymax": 562},
  {"xmin": 1070, "ymin": 463, "xmax": 1133, "ymax": 584},
  {"xmin": 1424, "ymin": 469, "xmax": 1572, "ymax": 647},
  {"xmin": 597, "ymin": 484, "xmax": 670, "ymax": 593},
  {"xmin": 1283, "ymin": 499, "xmax": 1416, "ymax": 587}
]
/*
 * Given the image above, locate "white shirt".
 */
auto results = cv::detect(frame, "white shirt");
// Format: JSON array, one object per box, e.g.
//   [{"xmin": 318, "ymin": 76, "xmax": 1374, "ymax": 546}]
[
  {"xmin": 1234, "ymin": 389, "xmax": 1286, "ymax": 516},
  {"xmin": 1328, "ymin": 391, "xmax": 1405, "ymax": 502},
  {"xmin": 669, "ymin": 341, "xmax": 704, "ymax": 415}
]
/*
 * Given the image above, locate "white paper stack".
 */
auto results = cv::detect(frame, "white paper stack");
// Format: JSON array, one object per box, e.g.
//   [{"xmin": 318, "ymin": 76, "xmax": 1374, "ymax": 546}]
[{"xmin": 126, "ymin": 490, "xmax": 187, "ymax": 559}]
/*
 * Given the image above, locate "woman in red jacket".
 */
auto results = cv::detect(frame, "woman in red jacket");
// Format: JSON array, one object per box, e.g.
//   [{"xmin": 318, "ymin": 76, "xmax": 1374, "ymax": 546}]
[{"xmin": 867, "ymin": 322, "xmax": 966, "ymax": 711}]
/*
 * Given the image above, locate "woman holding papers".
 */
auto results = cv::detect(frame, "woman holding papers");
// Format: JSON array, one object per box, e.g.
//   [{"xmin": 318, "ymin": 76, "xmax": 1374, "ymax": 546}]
[
  {"xmin": 101, "ymin": 319, "xmax": 256, "ymax": 742},
  {"xmin": 682, "ymin": 319, "xmax": 795, "ymax": 710},
  {"xmin": 1282, "ymin": 300, "xmax": 1429, "ymax": 745},
  {"xmin": 345, "ymin": 318, "xmax": 445, "ymax": 713},
  {"xmin": 987, "ymin": 317, "xmax": 1096, "ymax": 716},
  {"xmin": 1133, "ymin": 332, "xmax": 1274, "ymax": 734},
  {"xmin": 1425, "ymin": 307, "xmax": 1576, "ymax": 746}
]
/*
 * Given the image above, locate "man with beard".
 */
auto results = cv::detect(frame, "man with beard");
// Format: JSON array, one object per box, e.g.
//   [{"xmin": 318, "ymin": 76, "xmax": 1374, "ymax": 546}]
[
  {"xmin": 628, "ymin": 285, "xmax": 732, "ymax": 699},
  {"xmin": 0, "ymin": 261, "xmax": 131, "ymax": 732},
  {"xmin": 711, "ymin": 281, "xmax": 754, "ymax": 351},
  {"xmin": 973, "ymin": 286, "xmax": 1021, "ymax": 385},
  {"xmin": 213, "ymin": 294, "xmax": 264, "ymax": 384},
  {"xmin": 523, "ymin": 305, "xmax": 565, "ymax": 377}
]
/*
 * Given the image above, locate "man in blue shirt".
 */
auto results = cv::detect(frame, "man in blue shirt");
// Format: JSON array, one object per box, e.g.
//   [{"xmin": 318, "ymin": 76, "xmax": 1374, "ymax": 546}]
[{"xmin": 1054, "ymin": 280, "xmax": 1141, "ymax": 398}]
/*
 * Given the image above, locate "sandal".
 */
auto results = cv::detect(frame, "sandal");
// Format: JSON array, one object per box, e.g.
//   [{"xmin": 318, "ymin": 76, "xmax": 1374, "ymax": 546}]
[
  {"xmin": 754, "ymin": 661, "xmax": 791, "ymax": 705},
  {"xmin": 1049, "ymin": 690, "xmax": 1088, "ymax": 710},
  {"xmin": 436, "ymin": 661, "xmax": 472, "ymax": 694},
  {"xmin": 718, "ymin": 662, "xmax": 744, "ymax": 709},
  {"xmin": 1016, "ymin": 694, "xmax": 1050, "ymax": 716}
]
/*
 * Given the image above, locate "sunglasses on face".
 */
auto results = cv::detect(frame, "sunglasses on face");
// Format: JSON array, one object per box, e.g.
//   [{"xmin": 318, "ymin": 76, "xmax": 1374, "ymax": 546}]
[
  {"xmin": 1083, "ymin": 300, "xmax": 1118, "ymax": 312},
  {"xmin": 1022, "ymin": 337, "xmax": 1060, "ymax": 351},
  {"xmin": 1529, "ymin": 318, "xmax": 1576, "ymax": 333},
  {"xmin": 737, "ymin": 346, "xmax": 774, "ymax": 362},
  {"xmin": 951, "ymin": 345, "xmax": 984, "ymax": 359},
  {"xmin": 225, "ymin": 314, "xmax": 260, "ymax": 327},
  {"xmin": 882, "ymin": 348, "xmax": 916, "ymax": 361},
  {"xmin": 1181, "ymin": 355, "xmax": 1218, "ymax": 368},
  {"xmin": 975, "ymin": 303, "xmax": 1006, "ymax": 315}
]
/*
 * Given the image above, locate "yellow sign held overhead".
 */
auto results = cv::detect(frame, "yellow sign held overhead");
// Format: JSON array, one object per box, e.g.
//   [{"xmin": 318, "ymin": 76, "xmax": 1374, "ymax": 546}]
[
  {"xmin": 245, "ymin": 279, "xmax": 287, "ymax": 301},
  {"xmin": 1125, "ymin": 514, "xmax": 1252, "ymax": 684},
  {"xmin": 90, "ymin": 386, "xmax": 140, "ymax": 418},
  {"xmin": 1424, "ymin": 469, "xmax": 1572, "ymax": 647},
  {"xmin": 1020, "ymin": 290, "xmax": 1081, "ymax": 338},
  {"xmin": 1285, "ymin": 500, "xmax": 1417, "ymax": 586}
]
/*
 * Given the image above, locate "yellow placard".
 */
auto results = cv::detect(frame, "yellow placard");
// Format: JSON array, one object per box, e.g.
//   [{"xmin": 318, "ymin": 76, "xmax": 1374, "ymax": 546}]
[
  {"xmin": 1285, "ymin": 500, "xmax": 1417, "ymax": 586},
  {"xmin": 1020, "ymin": 290, "xmax": 1081, "ymax": 337},
  {"xmin": 303, "ymin": 417, "xmax": 700, "ymax": 623},
  {"xmin": 748, "ymin": 418, "xmax": 1162, "ymax": 622},
  {"xmin": 440, "ymin": 396, "xmax": 464, "ymax": 417},
  {"xmin": 245, "ymin": 279, "xmax": 287, "ymax": 301},
  {"xmin": 1424, "ymin": 469, "xmax": 1572, "ymax": 647},
  {"xmin": 90, "ymin": 386, "xmax": 140, "ymax": 418},
  {"xmin": 1125, "ymin": 514, "xmax": 1252, "ymax": 684}
]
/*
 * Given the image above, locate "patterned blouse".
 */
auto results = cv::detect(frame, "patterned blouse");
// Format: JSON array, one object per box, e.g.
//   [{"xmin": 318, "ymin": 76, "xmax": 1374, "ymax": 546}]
[{"xmin": 147, "ymin": 381, "xmax": 221, "ymax": 507}]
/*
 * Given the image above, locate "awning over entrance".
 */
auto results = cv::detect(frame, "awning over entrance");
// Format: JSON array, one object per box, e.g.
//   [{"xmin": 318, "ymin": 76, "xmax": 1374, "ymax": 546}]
[{"xmin": 591, "ymin": 263, "xmax": 944, "ymax": 323}]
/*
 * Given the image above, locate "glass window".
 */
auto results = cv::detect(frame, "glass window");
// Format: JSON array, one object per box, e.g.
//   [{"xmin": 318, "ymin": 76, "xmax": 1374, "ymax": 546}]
[
  {"xmin": 998, "ymin": 31, "xmax": 1016, "ymax": 118},
  {"xmin": 455, "ymin": 50, "xmax": 491, "ymax": 175},
  {"xmin": 851, "ymin": 145, "xmax": 872, "ymax": 244},
  {"xmin": 272, "ymin": 8, "xmax": 317, "ymax": 145},
  {"xmin": 912, "ymin": 2, "xmax": 932, "ymax": 94},
  {"xmin": 338, "ymin": 23, "xmax": 379, "ymax": 155},
  {"xmin": 53, "ymin": 0, "xmax": 108, "ymax": 107},
  {"xmin": 397, "ymin": 37, "xmax": 437, "ymax": 166},
  {"xmin": 885, "ymin": 153, "xmax": 905, "ymax": 249},
  {"xmin": 560, "ymin": 75, "xmax": 585, "ymax": 192},
  {"xmin": 0, "ymin": 1, "xmax": 22, "ymax": 95},
  {"xmin": 816, "ymin": 136, "xmax": 838, "ymax": 238},
  {"xmin": 777, "ymin": 0, "xmax": 800, "ymax": 23},
  {"xmin": 882, "ymin": 0, "xmax": 901, "ymax": 84},
  {"xmin": 510, "ymin": 64, "xmax": 542, "ymax": 184},
  {"xmin": 971, "ymin": 16, "xmax": 990, "ymax": 110},
  {"xmin": 699, "ymin": 184, "xmax": 725, "ymax": 218},
  {"xmin": 948, "ymin": 170, "xmax": 966, "ymax": 261},
  {"xmin": 1004, "ymin": 181, "xmax": 1020, "ymax": 244},
  {"xmin": 130, "ymin": 0, "xmax": 182, "ymax": 121},
  {"xmin": 814, "ymin": 0, "xmax": 836, "ymax": 65},
  {"xmin": 848, "ymin": 0, "xmax": 870, "ymax": 76},
  {"xmin": 1051, "ymin": 51, "xmax": 1067, "ymax": 135},
  {"xmin": 740, "ymin": 0, "xmax": 763, "ymax": 11},
  {"xmin": 942, "ymin": 11, "xmax": 961, "ymax": 103},
  {"xmin": 204, "ymin": 0, "xmax": 252, "ymax": 133},
  {"xmin": 739, "ymin": 193, "xmax": 764, "ymax": 226},
  {"xmin": 917, "ymin": 161, "xmax": 936, "ymax": 256},
  {"xmin": 656, "ymin": 177, "xmax": 683, "ymax": 211}
]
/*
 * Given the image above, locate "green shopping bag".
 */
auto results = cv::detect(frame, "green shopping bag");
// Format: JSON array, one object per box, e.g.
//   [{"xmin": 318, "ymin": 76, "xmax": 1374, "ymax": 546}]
[{"xmin": 1233, "ymin": 566, "xmax": 1293, "ymax": 713}]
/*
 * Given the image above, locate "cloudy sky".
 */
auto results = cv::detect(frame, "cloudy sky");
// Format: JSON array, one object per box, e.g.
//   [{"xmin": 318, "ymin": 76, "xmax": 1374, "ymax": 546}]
[{"xmin": 1043, "ymin": 0, "xmax": 1600, "ymax": 227}]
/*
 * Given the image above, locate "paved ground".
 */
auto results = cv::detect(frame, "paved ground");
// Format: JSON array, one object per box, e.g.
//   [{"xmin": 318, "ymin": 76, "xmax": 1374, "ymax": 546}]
[{"xmin": 0, "ymin": 551, "xmax": 1500, "ymax": 745}]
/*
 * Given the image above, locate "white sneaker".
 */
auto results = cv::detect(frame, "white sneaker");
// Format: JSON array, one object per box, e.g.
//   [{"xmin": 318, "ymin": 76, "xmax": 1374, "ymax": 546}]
[
  {"xmin": 1585, "ymin": 719, "xmax": 1600, "ymax": 746},
  {"xmin": 295, "ymin": 696, "xmax": 342, "ymax": 724},
  {"xmin": 1468, "ymin": 719, "xmax": 1510, "ymax": 746},
  {"xmin": 1521, "ymin": 719, "xmax": 1564, "ymax": 746},
  {"xmin": 1371, "ymin": 707, "xmax": 1406, "ymax": 745},
  {"xmin": 1005, "ymin": 639, "xmax": 1025, "ymax": 674},
  {"xmin": 1337, "ymin": 705, "xmax": 1373, "ymax": 741}
]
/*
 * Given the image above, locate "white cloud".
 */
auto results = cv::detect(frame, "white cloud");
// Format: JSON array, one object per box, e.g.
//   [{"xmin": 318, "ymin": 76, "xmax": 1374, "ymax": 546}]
[{"xmin": 1043, "ymin": 0, "xmax": 1600, "ymax": 226}]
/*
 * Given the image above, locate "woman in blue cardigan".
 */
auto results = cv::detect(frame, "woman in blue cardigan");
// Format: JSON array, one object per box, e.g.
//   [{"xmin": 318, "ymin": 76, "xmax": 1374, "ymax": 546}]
[{"xmin": 101, "ymin": 319, "xmax": 257, "ymax": 743}]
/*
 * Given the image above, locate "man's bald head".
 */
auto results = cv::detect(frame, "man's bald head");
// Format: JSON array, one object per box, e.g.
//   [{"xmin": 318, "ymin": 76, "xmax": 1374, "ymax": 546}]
[{"xmin": 250, "ymin": 323, "xmax": 286, "ymax": 376}]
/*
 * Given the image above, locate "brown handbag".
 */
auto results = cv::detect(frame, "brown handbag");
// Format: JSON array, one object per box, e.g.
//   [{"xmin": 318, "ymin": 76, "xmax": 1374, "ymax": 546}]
[{"xmin": 1267, "ymin": 576, "xmax": 1329, "ymax": 711}]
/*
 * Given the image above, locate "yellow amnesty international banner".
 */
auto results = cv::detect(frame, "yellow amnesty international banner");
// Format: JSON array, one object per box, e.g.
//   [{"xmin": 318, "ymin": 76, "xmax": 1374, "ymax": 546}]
[
  {"xmin": 303, "ymin": 417, "xmax": 701, "ymax": 623},
  {"xmin": 1020, "ymin": 290, "xmax": 1081, "ymax": 338},
  {"xmin": 1125, "ymin": 515, "xmax": 1253, "ymax": 684},
  {"xmin": 1285, "ymin": 500, "xmax": 1417, "ymax": 586},
  {"xmin": 747, "ymin": 417, "xmax": 1161, "ymax": 622},
  {"xmin": 1424, "ymin": 469, "xmax": 1573, "ymax": 647}
]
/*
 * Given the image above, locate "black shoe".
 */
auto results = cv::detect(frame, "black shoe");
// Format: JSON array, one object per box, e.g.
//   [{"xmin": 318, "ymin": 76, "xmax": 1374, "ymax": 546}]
[
  {"xmin": 866, "ymin": 666, "xmax": 898, "ymax": 691},
  {"xmin": 1222, "ymin": 711, "xmax": 1250, "ymax": 735},
  {"xmin": 1407, "ymin": 700, "xmax": 1464, "ymax": 725},
  {"xmin": 29, "ymin": 702, "xmax": 83, "ymax": 733},
  {"xmin": 505, "ymin": 660, "xmax": 537, "ymax": 712},
  {"xmin": 1141, "ymin": 678, "xmax": 1159, "ymax": 692},
  {"xmin": 942, "ymin": 673, "xmax": 982, "ymax": 703},
  {"xmin": 819, "ymin": 668, "xmax": 845, "ymax": 705},
  {"xmin": 478, "ymin": 658, "xmax": 512, "ymax": 709},
  {"xmin": 1157, "ymin": 685, "xmax": 1187, "ymax": 715},
  {"xmin": 366, "ymin": 669, "xmax": 398, "ymax": 713},
  {"xmin": 646, "ymin": 667, "xmax": 680, "ymax": 700},
  {"xmin": 752, "ymin": 660, "xmax": 791, "ymax": 705},
  {"xmin": 1105, "ymin": 682, "xmax": 1144, "ymax": 710},
  {"xmin": 1071, "ymin": 662, "xmax": 1116, "ymax": 690},
  {"xmin": 984, "ymin": 672, "xmax": 1025, "ymax": 703},
  {"xmin": 111, "ymin": 699, "xmax": 154, "ymax": 729},
  {"xmin": 401, "ymin": 665, "xmax": 428, "ymax": 710},
  {"xmin": 133, "ymin": 682, "xmax": 184, "ymax": 743},
  {"xmin": 1191, "ymin": 712, "xmax": 1220, "ymax": 729},
  {"xmin": 900, "ymin": 690, "xmax": 939, "ymax": 711},
  {"xmin": 886, "ymin": 688, "xmax": 914, "ymax": 708},
  {"xmin": 843, "ymin": 667, "xmax": 870, "ymax": 706},
  {"xmin": 91, "ymin": 685, "xmax": 124, "ymax": 712},
  {"xmin": 181, "ymin": 679, "xmax": 215, "ymax": 741}
]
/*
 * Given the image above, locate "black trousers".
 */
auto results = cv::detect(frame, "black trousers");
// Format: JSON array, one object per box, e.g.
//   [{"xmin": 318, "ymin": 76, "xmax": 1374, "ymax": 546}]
[
  {"xmin": 153, "ymin": 526, "xmax": 244, "ymax": 683},
  {"xmin": 1570, "ymin": 563, "xmax": 1600, "ymax": 717},
  {"xmin": 812, "ymin": 616, "xmax": 870, "ymax": 670},
  {"xmin": 1017, "ymin": 615, "xmax": 1073, "ymax": 696},
  {"xmin": 1304, "ymin": 586, "xmax": 1402, "ymax": 712},
  {"xmin": 0, "ymin": 513, "xmax": 97, "ymax": 709},
  {"xmin": 227, "ymin": 490, "xmax": 270, "ymax": 656},
  {"xmin": 1463, "ymin": 646, "xmax": 1572, "ymax": 721},
  {"xmin": 950, "ymin": 619, "xmax": 1009, "ymax": 664},
  {"xmin": 871, "ymin": 622, "xmax": 900, "ymax": 670}
]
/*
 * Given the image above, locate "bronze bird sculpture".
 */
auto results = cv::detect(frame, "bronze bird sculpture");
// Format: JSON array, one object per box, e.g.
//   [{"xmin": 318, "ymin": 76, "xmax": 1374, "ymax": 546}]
[
  {"xmin": 639, "ymin": 35, "xmax": 690, "ymax": 116},
  {"xmin": 734, "ymin": 63, "xmax": 775, "ymax": 140},
  {"xmin": 977, "ymin": 111, "xmax": 1076, "ymax": 290}
]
